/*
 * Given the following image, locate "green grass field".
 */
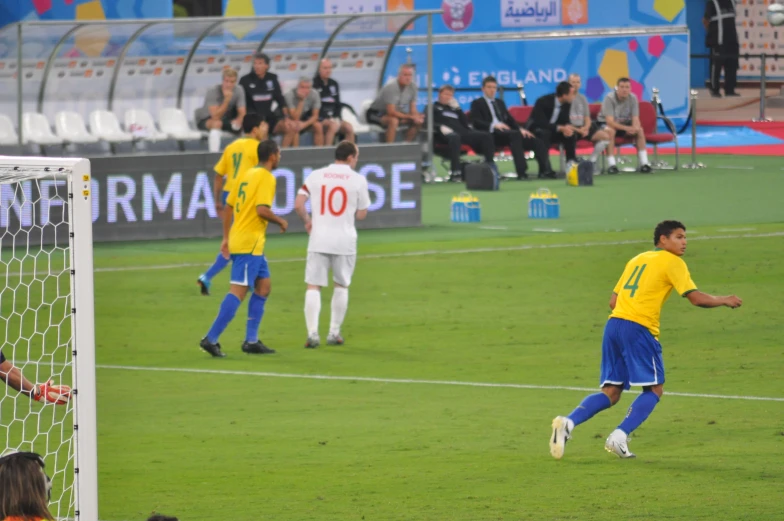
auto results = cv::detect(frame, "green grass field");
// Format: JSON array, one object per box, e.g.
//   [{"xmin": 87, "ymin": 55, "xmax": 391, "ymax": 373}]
[{"xmin": 4, "ymin": 155, "xmax": 784, "ymax": 520}]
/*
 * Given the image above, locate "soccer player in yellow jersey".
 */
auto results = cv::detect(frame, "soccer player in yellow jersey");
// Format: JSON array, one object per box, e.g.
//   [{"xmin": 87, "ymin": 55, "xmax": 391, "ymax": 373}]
[
  {"xmin": 197, "ymin": 114, "xmax": 268, "ymax": 296},
  {"xmin": 199, "ymin": 140, "xmax": 288, "ymax": 357},
  {"xmin": 550, "ymin": 221, "xmax": 742, "ymax": 459}
]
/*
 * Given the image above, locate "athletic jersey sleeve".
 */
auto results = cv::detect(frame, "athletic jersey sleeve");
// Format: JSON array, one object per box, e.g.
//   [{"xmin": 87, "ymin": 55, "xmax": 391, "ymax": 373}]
[
  {"xmin": 256, "ymin": 172, "xmax": 276, "ymax": 208},
  {"xmin": 612, "ymin": 260, "xmax": 630, "ymax": 294},
  {"xmin": 298, "ymin": 173, "xmax": 314, "ymax": 198},
  {"xmin": 225, "ymin": 172, "xmax": 241, "ymax": 208},
  {"xmin": 214, "ymin": 149, "xmax": 230, "ymax": 178},
  {"xmin": 357, "ymin": 176, "xmax": 370, "ymax": 211},
  {"xmin": 668, "ymin": 257, "xmax": 698, "ymax": 296},
  {"xmin": 0, "ymin": 348, "xmax": 5, "ymax": 363}
]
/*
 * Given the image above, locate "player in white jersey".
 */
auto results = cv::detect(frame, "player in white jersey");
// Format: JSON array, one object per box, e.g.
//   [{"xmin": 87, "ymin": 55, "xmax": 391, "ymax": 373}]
[{"xmin": 294, "ymin": 141, "xmax": 371, "ymax": 348}]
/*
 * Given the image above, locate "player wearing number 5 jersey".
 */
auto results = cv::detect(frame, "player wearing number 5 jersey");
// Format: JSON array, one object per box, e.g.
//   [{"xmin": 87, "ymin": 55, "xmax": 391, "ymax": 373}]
[
  {"xmin": 550, "ymin": 221, "xmax": 742, "ymax": 460},
  {"xmin": 294, "ymin": 141, "xmax": 370, "ymax": 348},
  {"xmin": 197, "ymin": 114, "xmax": 268, "ymax": 296},
  {"xmin": 199, "ymin": 139, "xmax": 288, "ymax": 358}
]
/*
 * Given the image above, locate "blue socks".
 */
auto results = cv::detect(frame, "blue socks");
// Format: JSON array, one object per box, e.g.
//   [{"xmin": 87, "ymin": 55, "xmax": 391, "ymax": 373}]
[
  {"xmin": 618, "ymin": 391, "xmax": 660, "ymax": 435},
  {"xmin": 568, "ymin": 392, "xmax": 613, "ymax": 427},
  {"xmin": 245, "ymin": 294, "xmax": 267, "ymax": 343},
  {"xmin": 206, "ymin": 294, "xmax": 241, "ymax": 343},
  {"xmin": 202, "ymin": 252, "xmax": 230, "ymax": 282}
]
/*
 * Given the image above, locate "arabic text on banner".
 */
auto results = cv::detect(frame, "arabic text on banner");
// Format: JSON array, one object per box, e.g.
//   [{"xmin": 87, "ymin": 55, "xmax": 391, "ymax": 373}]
[{"xmin": 501, "ymin": 0, "xmax": 561, "ymax": 28}]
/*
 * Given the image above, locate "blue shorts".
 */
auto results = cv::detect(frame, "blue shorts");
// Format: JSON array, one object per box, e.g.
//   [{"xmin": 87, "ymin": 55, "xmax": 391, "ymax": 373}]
[
  {"xmin": 222, "ymin": 191, "xmax": 229, "ymax": 206},
  {"xmin": 229, "ymin": 254, "xmax": 270, "ymax": 286},
  {"xmin": 600, "ymin": 317, "xmax": 664, "ymax": 390}
]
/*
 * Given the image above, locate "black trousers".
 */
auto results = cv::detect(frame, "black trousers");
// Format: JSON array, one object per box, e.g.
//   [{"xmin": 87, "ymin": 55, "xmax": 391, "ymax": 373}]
[
  {"xmin": 492, "ymin": 130, "xmax": 551, "ymax": 178},
  {"xmin": 533, "ymin": 128, "xmax": 577, "ymax": 162},
  {"xmin": 438, "ymin": 131, "xmax": 496, "ymax": 174},
  {"xmin": 710, "ymin": 42, "xmax": 739, "ymax": 94}
]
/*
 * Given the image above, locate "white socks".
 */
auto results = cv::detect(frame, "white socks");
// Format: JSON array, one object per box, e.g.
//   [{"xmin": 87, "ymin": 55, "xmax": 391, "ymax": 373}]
[
  {"xmin": 638, "ymin": 149, "xmax": 649, "ymax": 166},
  {"xmin": 607, "ymin": 155, "xmax": 617, "ymax": 167},
  {"xmin": 306, "ymin": 287, "xmax": 349, "ymax": 337},
  {"xmin": 330, "ymin": 287, "xmax": 349, "ymax": 336},
  {"xmin": 590, "ymin": 140, "xmax": 608, "ymax": 163},
  {"xmin": 304, "ymin": 289, "xmax": 321, "ymax": 336},
  {"xmin": 208, "ymin": 129, "xmax": 221, "ymax": 153}
]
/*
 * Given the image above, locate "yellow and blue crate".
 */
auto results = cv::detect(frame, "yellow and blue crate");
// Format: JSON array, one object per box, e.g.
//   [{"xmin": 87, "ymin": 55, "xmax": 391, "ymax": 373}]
[
  {"xmin": 528, "ymin": 188, "xmax": 560, "ymax": 219},
  {"xmin": 451, "ymin": 192, "xmax": 481, "ymax": 223}
]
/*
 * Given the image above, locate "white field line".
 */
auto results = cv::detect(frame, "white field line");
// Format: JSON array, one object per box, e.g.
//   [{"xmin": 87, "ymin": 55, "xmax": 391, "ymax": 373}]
[
  {"xmin": 82, "ymin": 231, "xmax": 784, "ymax": 274},
  {"xmin": 94, "ymin": 364, "xmax": 784, "ymax": 403}
]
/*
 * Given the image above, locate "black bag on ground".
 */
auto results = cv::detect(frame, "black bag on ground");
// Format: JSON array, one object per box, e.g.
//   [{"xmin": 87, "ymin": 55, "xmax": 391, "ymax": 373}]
[{"xmin": 464, "ymin": 162, "xmax": 499, "ymax": 191}]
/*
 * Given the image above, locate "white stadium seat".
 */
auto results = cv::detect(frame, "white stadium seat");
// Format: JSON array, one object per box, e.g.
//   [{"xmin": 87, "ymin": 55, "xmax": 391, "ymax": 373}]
[
  {"xmin": 359, "ymin": 99, "xmax": 385, "ymax": 133},
  {"xmin": 90, "ymin": 110, "xmax": 133, "ymax": 143},
  {"xmin": 341, "ymin": 105, "xmax": 371, "ymax": 135},
  {"xmin": 23, "ymin": 113, "xmax": 64, "ymax": 146},
  {"xmin": 55, "ymin": 111, "xmax": 100, "ymax": 144},
  {"xmin": 159, "ymin": 108, "xmax": 203, "ymax": 141},
  {"xmin": 0, "ymin": 114, "xmax": 19, "ymax": 145},
  {"xmin": 125, "ymin": 108, "xmax": 168, "ymax": 142}
]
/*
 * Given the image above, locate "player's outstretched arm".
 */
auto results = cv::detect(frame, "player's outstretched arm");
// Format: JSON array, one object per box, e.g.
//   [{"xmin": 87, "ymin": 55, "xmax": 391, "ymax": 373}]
[
  {"xmin": 686, "ymin": 291, "xmax": 742, "ymax": 309},
  {"xmin": 0, "ymin": 360, "xmax": 70, "ymax": 404},
  {"xmin": 1, "ymin": 359, "xmax": 37, "ymax": 397}
]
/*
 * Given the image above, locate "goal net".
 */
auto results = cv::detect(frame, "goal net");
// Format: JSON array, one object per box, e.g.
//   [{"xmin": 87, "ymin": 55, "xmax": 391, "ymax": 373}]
[{"xmin": 0, "ymin": 156, "xmax": 97, "ymax": 521}]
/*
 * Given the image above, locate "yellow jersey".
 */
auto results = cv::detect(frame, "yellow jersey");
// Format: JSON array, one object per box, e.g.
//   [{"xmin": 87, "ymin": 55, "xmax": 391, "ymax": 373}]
[
  {"xmin": 225, "ymin": 166, "xmax": 276, "ymax": 255},
  {"xmin": 214, "ymin": 137, "xmax": 260, "ymax": 196},
  {"xmin": 610, "ymin": 249, "xmax": 697, "ymax": 338}
]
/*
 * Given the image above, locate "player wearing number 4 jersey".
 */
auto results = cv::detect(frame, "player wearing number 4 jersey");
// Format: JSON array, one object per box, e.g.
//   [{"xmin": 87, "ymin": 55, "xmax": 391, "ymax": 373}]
[
  {"xmin": 549, "ymin": 221, "xmax": 742, "ymax": 460},
  {"xmin": 294, "ymin": 141, "xmax": 370, "ymax": 348},
  {"xmin": 197, "ymin": 114, "xmax": 268, "ymax": 296}
]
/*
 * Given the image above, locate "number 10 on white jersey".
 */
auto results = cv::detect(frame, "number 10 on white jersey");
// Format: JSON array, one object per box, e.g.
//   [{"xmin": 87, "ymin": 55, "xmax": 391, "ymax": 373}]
[{"xmin": 298, "ymin": 163, "xmax": 371, "ymax": 255}]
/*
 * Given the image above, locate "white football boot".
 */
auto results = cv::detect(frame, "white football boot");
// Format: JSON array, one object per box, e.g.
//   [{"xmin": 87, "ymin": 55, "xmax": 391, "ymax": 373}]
[
  {"xmin": 549, "ymin": 416, "xmax": 574, "ymax": 459},
  {"xmin": 605, "ymin": 428, "xmax": 636, "ymax": 458}
]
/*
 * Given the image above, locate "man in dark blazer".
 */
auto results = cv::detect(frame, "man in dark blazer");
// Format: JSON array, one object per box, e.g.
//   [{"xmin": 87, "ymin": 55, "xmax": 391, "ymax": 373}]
[
  {"xmin": 470, "ymin": 76, "xmax": 555, "ymax": 179},
  {"xmin": 433, "ymin": 85, "xmax": 496, "ymax": 179},
  {"xmin": 527, "ymin": 81, "xmax": 578, "ymax": 163}
]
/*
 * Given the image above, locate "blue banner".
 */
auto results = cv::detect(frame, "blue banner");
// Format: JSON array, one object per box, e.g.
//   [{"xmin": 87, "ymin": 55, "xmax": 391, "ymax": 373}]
[
  {"xmin": 223, "ymin": 0, "xmax": 686, "ymax": 34},
  {"xmin": 385, "ymin": 31, "xmax": 690, "ymax": 118},
  {"xmin": 1, "ymin": 0, "xmax": 171, "ymax": 27}
]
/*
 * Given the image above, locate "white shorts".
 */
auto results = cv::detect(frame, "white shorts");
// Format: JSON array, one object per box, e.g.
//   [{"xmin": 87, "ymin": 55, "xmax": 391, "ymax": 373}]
[{"xmin": 305, "ymin": 252, "xmax": 356, "ymax": 287}]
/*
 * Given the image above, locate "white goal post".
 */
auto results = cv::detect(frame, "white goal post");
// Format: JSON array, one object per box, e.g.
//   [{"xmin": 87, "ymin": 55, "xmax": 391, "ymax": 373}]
[{"xmin": 0, "ymin": 156, "xmax": 98, "ymax": 521}]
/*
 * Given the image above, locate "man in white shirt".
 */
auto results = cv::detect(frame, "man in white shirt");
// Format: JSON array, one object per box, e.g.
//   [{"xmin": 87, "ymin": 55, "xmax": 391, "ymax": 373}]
[{"xmin": 294, "ymin": 141, "xmax": 371, "ymax": 348}]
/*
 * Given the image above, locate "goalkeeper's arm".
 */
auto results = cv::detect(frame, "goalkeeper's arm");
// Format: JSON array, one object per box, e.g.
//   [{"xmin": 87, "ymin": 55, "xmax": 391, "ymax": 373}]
[{"xmin": 0, "ymin": 358, "xmax": 71, "ymax": 405}]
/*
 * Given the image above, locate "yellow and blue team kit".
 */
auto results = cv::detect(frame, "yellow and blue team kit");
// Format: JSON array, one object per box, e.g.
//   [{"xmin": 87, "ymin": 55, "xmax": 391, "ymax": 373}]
[
  {"xmin": 213, "ymin": 137, "xmax": 260, "ymax": 206},
  {"xmin": 600, "ymin": 249, "xmax": 697, "ymax": 389},
  {"xmin": 225, "ymin": 166, "xmax": 276, "ymax": 285}
]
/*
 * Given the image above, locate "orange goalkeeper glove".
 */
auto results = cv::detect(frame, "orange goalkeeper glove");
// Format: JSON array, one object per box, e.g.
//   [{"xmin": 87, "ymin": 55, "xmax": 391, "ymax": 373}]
[{"xmin": 34, "ymin": 381, "xmax": 71, "ymax": 405}]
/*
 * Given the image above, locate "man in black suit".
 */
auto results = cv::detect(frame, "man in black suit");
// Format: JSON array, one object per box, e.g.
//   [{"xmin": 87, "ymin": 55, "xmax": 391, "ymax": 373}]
[
  {"xmin": 527, "ymin": 81, "xmax": 578, "ymax": 163},
  {"xmin": 469, "ymin": 76, "xmax": 554, "ymax": 179},
  {"xmin": 433, "ymin": 85, "xmax": 496, "ymax": 179}
]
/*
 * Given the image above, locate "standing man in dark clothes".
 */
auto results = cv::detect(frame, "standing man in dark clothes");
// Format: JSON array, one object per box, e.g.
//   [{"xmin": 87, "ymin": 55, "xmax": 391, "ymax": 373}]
[
  {"xmin": 704, "ymin": 0, "xmax": 740, "ymax": 97},
  {"xmin": 239, "ymin": 53, "xmax": 297, "ymax": 147}
]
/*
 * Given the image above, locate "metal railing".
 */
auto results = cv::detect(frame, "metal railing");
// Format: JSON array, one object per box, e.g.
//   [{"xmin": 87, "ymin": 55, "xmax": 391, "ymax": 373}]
[
  {"xmin": 9, "ymin": 10, "xmax": 442, "ymax": 164},
  {"xmin": 690, "ymin": 52, "xmax": 784, "ymax": 122}
]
